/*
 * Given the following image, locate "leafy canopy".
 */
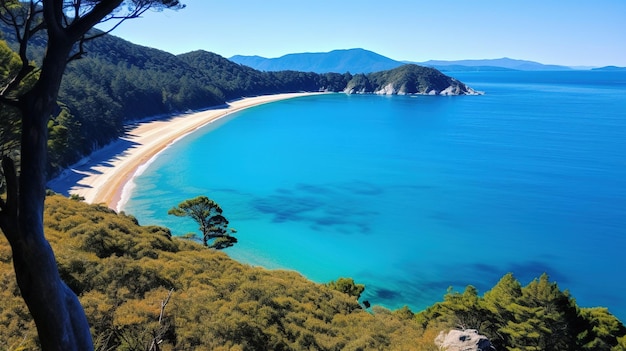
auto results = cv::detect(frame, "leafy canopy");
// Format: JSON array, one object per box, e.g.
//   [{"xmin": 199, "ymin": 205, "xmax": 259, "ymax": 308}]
[{"xmin": 168, "ymin": 195, "xmax": 237, "ymax": 249}]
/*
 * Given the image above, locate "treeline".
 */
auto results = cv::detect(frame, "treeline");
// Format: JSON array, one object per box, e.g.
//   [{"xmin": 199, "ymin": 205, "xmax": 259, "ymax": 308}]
[
  {"xmin": 418, "ymin": 275, "xmax": 626, "ymax": 350},
  {"xmin": 0, "ymin": 195, "xmax": 624, "ymax": 350},
  {"xmin": 54, "ymin": 36, "xmax": 350, "ymax": 173},
  {"xmin": 1, "ymin": 26, "xmax": 472, "ymax": 177},
  {"xmin": 1, "ymin": 28, "xmax": 354, "ymax": 175}
]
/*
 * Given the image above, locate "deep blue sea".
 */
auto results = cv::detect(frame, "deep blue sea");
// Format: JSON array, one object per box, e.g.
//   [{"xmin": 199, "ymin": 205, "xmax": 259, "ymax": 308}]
[{"xmin": 123, "ymin": 70, "xmax": 626, "ymax": 321}]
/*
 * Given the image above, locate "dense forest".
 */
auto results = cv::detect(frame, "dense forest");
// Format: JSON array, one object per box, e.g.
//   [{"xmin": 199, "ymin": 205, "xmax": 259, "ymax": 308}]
[
  {"xmin": 1, "ymin": 24, "xmax": 474, "ymax": 177},
  {"xmin": 0, "ymin": 195, "xmax": 623, "ymax": 350}
]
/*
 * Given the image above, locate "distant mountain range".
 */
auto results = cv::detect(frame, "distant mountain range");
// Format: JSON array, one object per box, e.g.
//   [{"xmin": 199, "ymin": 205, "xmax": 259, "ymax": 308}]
[
  {"xmin": 230, "ymin": 48, "xmax": 623, "ymax": 74},
  {"xmin": 418, "ymin": 58, "xmax": 572, "ymax": 71},
  {"xmin": 592, "ymin": 66, "xmax": 626, "ymax": 71},
  {"xmin": 230, "ymin": 49, "xmax": 402, "ymax": 74}
]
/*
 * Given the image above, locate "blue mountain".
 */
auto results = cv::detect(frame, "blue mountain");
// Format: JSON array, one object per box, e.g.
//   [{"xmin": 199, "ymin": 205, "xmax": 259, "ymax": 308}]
[
  {"xmin": 230, "ymin": 48, "xmax": 403, "ymax": 73},
  {"xmin": 231, "ymin": 49, "xmax": 577, "ymax": 73},
  {"xmin": 592, "ymin": 66, "xmax": 626, "ymax": 71},
  {"xmin": 418, "ymin": 58, "xmax": 572, "ymax": 71}
]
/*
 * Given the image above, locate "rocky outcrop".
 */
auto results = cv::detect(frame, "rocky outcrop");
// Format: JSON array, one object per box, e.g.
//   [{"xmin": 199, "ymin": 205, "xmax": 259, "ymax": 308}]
[
  {"xmin": 438, "ymin": 84, "xmax": 482, "ymax": 96},
  {"xmin": 343, "ymin": 64, "xmax": 483, "ymax": 96},
  {"xmin": 434, "ymin": 329, "xmax": 496, "ymax": 351}
]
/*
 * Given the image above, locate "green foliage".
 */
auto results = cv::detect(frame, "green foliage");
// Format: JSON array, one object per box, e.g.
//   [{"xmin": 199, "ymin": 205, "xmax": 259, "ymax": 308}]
[
  {"xmin": 51, "ymin": 41, "xmax": 355, "ymax": 177},
  {"xmin": 416, "ymin": 273, "xmax": 626, "ymax": 351},
  {"xmin": 0, "ymin": 38, "xmax": 37, "ymax": 96},
  {"xmin": 168, "ymin": 195, "xmax": 237, "ymax": 249},
  {"xmin": 501, "ymin": 274, "xmax": 580, "ymax": 350},
  {"xmin": 0, "ymin": 195, "xmax": 428, "ymax": 349},
  {"xmin": 326, "ymin": 277, "xmax": 365, "ymax": 300},
  {"xmin": 1, "ymin": 28, "xmax": 469, "ymax": 178},
  {"xmin": 211, "ymin": 235, "xmax": 238, "ymax": 250},
  {"xmin": 47, "ymin": 104, "xmax": 84, "ymax": 172},
  {"xmin": 614, "ymin": 335, "xmax": 626, "ymax": 351},
  {"xmin": 348, "ymin": 64, "xmax": 464, "ymax": 95},
  {"xmin": 0, "ymin": 39, "xmax": 30, "ymax": 170},
  {"xmin": 578, "ymin": 307, "xmax": 626, "ymax": 350},
  {"xmin": 0, "ymin": 195, "xmax": 623, "ymax": 349},
  {"xmin": 392, "ymin": 306, "xmax": 415, "ymax": 321},
  {"xmin": 344, "ymin": 73, "xmax": 373, "ymax": 93}
]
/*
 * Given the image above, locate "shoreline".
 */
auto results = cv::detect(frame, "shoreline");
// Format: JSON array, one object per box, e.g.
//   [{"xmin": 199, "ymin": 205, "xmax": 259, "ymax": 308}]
[{"xmin": 47, "ymin": 92, "xmax": 323, "ymax": 211}]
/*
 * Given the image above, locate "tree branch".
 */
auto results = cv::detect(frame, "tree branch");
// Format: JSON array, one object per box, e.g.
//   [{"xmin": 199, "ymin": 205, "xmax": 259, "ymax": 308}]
[
  {"xmin": 159, "ymin": 288, "xmax": 174, "ymax": 324},
  {"xmin": 64, "ymin": 0, "xmax": 124, "ymax": 43},
  {"xmin": 149, "ymin": 288, "xmax": 174, "ymax": 351},
  {"xmin": 66, "ymin": 36, "xmax": 86, "ymax": 62},
  {"xmin": 83, "ymin": 6, "xmax": 149, "ymax": 39},
  {"xmin": 0, "ymin": 2, "xmax": 43, "ymax": 97},
  {"xmin": 70, "ymin": 0, "xmax": 185, "ymax": 44},
  {"xmin": 73, "ymin": 0, "xmax": 81, "ymax": 22}
]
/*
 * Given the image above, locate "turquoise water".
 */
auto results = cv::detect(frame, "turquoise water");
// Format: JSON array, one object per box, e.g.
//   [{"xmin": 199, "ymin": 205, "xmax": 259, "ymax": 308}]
[{"xmin": 124, "ymin": 71, "xmax": 626, "ymax": 320}]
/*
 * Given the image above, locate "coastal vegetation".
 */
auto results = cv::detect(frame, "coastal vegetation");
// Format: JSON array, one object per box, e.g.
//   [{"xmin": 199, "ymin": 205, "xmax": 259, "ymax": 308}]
[
  {"xmin": 168, "ymin": 195, "xmax": 237, "ymax": 249},
  {"xmin": 0, "ymin": 195, "xmax": 624, "ymax": 350},
  {"xmin": 326, "ymin": 277, "xmax": 366, "ymax": 300},
  {"xmin": 1, "ymin": 26, "xmax": 474, "ymax": 178},
  {"xmin": 346, "ymin": 64, "xmax": 474, "ymax": 95}
]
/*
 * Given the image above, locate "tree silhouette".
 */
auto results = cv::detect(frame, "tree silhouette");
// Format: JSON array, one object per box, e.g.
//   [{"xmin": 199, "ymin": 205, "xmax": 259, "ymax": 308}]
[
  {"xmin": 0, "ymin": 1, "xmax": 183, "ymax": 349},
  {"xmin": 168, "ymin": 195, "xmax": 238, "ymax": 249}
]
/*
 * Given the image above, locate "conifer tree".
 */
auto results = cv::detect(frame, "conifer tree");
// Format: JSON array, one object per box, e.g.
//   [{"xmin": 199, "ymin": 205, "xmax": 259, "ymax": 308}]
[{"xmin": 168, "ymin": 195, "xmax": 237, "ymax": 249}]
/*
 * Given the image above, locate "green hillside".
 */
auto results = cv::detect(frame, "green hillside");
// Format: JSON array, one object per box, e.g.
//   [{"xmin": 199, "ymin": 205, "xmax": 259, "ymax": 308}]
[
  {"xmin": 348, "ymin": 64, "xmax": 478, "ymax": 95},
  {"xmin": 0, "ymin": 26, "xmax": 476, "ymax": 177},
  {"xmin": 0, "ymin": 195, "xmax": 624, "ymax": 350},
  {"xmin": 0, "ymin": 195, "xmax": 433, "ymax": 350}
]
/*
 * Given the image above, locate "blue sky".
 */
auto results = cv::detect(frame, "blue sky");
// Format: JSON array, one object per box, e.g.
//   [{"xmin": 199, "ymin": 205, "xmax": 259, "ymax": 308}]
[{"xmin": 100, "ymin": 0, "xmax": 626, "ymax": 67}]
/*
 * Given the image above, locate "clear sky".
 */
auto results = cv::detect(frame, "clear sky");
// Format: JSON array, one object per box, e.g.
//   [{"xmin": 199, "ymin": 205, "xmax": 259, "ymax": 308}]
[{"xmin": 99, "ymin": 0, "xmax": 626, "ymax": 67}]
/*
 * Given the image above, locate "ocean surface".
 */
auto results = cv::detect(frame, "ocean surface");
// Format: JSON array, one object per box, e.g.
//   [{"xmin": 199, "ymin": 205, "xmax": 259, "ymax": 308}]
[{"xmin": 123, "ymin": 70, "xmax": 626, "ymax": 320}]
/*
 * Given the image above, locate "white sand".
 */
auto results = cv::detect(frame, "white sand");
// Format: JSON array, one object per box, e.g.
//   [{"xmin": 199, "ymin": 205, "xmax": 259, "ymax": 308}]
[{"xmin": 48, "ymin": 93, "xmax": 321, "ymax": 211}]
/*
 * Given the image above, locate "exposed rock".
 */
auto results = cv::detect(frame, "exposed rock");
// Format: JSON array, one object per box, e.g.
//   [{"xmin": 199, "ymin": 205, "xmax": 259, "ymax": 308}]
[
  {"xmin": 439, "ymin": 84, "xmax": 482, "ymax": 96},
  {"xmin": 374, "ymin": 83, "xmax": 398, "ymax": 95},
  {"xmin": 434, "ymin": 329, "xmax": 496, "ymax": 351}
]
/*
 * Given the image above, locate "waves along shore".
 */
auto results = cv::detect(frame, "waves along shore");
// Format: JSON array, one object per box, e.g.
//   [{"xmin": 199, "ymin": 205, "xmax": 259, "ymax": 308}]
[{"xmin": 48, "ymin": 93, "xmax": 321, "ymax": 211}]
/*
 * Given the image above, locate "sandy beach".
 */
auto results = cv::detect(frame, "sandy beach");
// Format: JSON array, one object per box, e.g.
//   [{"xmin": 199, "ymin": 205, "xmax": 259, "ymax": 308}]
[{"xmin": 47, "ymin": 92, "xmax": 319, "ymax": 211}]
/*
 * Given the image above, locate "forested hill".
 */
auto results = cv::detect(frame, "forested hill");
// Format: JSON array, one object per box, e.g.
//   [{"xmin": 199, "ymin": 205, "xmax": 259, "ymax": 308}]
[{"xmin": 1, "ymin": 26, "xmax": 475, "ymax": 176}]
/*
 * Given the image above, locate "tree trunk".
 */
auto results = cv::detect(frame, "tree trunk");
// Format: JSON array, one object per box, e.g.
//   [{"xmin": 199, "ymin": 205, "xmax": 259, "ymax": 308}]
[
  {"xmin": 0, "ymin": 1, "xmax": 179, "ymax": 348},
  {"xmin": 0, "ymin": 37, "xmax": 94, "ymax": 351}
]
